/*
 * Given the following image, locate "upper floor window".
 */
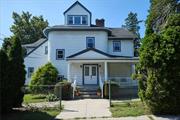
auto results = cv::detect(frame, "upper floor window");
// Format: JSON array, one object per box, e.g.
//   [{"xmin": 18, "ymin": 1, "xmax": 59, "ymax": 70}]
[
  {"xmin": 67, "ymin": 15, "xmax": 88, "ymax": 25},
  {"xmin": 113, "ymin": 41, "xmax": 121, "ymax": 52},
  {"xmin": 45, "ymin": 46, "xmax": 48, "ymax": 55},
  {"xmin": 28, "ymin": 67, "xmax": 34, "ymax": 78},
  {"xmin": 74, "ymin": 16, "xmax": 81, "ymax": 25},
  {"xmin": 86, "ymin": 37, "xmax": 95, "ymax": 48},
  {"xmin": 68, "ymin": 16, "xmax": 73, "ymax": 24},
  {"xmin": 56, "ymin": 49, "xmax": 65, "ymax": 60}
]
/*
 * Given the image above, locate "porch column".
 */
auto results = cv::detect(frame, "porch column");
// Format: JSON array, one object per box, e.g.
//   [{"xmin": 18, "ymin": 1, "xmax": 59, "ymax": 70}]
[
  {"xmin": 67, "ymin": 62, "xmax": 71, "ymax": 82},
  {"xmin": 104, "ymin": 61, "xmax": 108, "ymax": 81}
]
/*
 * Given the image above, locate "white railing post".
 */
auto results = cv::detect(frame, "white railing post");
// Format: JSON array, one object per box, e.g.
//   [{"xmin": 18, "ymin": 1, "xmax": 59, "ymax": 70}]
[
  {"xmin": 67, "ymin": 62, "xmax": 71, "ymax": 82},
  {"xmin": 99, "ymin": 75, "xmax": 104, "ymax": 98},
  {"xmin": 72, "ymin": 76, "xmax": 77, "ymax": 99},
  {"xmin": 104, "ymin": 61, "xmax": 108, "ymax": 81}
]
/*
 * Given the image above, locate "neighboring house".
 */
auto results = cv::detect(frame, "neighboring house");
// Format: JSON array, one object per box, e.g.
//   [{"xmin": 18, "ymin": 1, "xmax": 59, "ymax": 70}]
[{"xmin": 24, "ymin": 1, "xmax": 138, "ymax": 92}]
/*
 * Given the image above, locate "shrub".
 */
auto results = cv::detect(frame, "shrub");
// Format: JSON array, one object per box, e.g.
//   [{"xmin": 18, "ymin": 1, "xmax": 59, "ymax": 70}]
[
  {"xmin": 29, "ymin": 62, "xmax": 58, "ymax": 94},
  {"xmin": 46, "ymin": 94, "xmax": 58, "ymax": 102},
  {"xmin": 103, "ymin": 81, "xmax": 119, "ymax": 98},
  {"xmin": 54, "ymin": 81, "xmax": 73, "ymax": 100}
]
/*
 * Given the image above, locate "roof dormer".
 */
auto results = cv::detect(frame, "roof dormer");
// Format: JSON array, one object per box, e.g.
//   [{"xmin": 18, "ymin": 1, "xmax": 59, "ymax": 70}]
[{"xmin": 64, "ymin": 1, "xmax": 91, "ymax": 26}]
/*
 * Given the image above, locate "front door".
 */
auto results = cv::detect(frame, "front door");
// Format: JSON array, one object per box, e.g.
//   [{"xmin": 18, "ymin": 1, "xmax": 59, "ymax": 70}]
[{"xmin": 84, "ymin": 65, "xmax": 98, "ymax": 85}]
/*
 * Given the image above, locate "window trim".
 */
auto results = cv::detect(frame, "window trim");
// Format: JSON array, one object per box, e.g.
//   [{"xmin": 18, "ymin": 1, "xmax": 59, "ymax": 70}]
[
  {"xmin": 56, "ymin": 49, "xmax": 65, "ymax": 60},
  {"xmin": 67, "ymin": 15, "xmax": 88, "ymax": 25},
  {"xmin": 28, "ymin": 67, "xmax": 34, "ymax": 78},
  {"xmin": 86, "ymin": 37, "xmax": 95, "ymax": 48},
  {"xmin": 45, "ymin": 46, "xmax": 48, "ymax": 55},
  {"xmin": 113, "ymin": 40, "xmax": 121, "ymax": 52}
]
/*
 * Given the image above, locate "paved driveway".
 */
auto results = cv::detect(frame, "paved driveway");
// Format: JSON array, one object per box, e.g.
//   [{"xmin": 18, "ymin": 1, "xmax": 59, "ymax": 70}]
[{"xmin": 55, "ymin": 99, "xmax": 111, "ymax": 119}]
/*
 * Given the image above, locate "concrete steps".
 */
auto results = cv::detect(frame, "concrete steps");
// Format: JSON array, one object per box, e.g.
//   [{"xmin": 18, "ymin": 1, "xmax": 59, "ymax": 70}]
[{"xmin": 76, "ymin": 85, "xmax": 101, "ymax": 99}]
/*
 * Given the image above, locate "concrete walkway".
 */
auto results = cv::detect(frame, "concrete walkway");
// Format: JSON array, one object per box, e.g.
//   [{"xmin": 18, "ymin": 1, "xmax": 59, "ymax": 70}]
[{"xmin": 55, "ymin": 99, "xmax": 111, "ymax": 119}]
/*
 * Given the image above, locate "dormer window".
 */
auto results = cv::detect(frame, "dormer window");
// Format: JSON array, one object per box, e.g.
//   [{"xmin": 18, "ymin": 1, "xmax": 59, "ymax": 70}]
[
  {"xmin": 74, "ymin": 16, "xmax": 81, "ymax": 24},
  {"xmin": 67, "ymin": 15, "xmax": 88, "ymax": 25}
]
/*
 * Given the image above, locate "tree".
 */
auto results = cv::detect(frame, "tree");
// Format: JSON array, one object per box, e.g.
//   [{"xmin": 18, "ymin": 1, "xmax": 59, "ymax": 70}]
[
  {"xmin": 10, "ymin": 11, "xmax": 48, "ymax": 44},
  {"xmin": 122, "ymin": 12, "xmax": 142, "ymax": 56},
  {"xmin": 136, "ymin": 14, "xmax": 180, "ymax": 114},
  {"xmin": 29, "ymin": 62, "xmax": 58, "ymax": 93},
  {"xmin": 8, "ymin": 36, "xmax": 26, "ymax": 107},
  {"xmin": 0, "ymin": 49, "xmax": 13, "ymax": 113},
  {"xmin": 146, "ymin": 0, "xmax": 178, "ymax": 34}
]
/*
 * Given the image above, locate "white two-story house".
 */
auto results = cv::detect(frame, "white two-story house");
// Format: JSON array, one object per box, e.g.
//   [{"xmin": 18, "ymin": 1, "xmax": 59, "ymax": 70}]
[{"xmin": 24, "ymin": 1, "xmax": 138, "ymax": 91}]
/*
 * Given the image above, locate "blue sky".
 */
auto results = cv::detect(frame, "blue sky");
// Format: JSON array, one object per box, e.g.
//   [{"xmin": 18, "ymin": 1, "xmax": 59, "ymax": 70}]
[{"xmin": 0, "ymin": 0, "xmax": 150, "ymax": 46}]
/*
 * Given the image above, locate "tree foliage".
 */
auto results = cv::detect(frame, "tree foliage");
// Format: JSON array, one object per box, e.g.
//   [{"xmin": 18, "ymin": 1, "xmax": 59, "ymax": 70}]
[
  {"xmin": 0, "ymin": 50, "xmax": 12, "ymax": 113},
  {"xmin": 0, "ymin": 37, "xmax": 26, "ymax": 113},
  {"xmin": 8, "ymin": 36, "xmax": 26, "ymax": 107},
  {"xmin": 29, "ymin": 62, "xmax": 58, "ymax": 93},
  {"xmin": 136, "ymin": 14, "xmax": 180, "ymax": 114},
  {"xmin": 10, "ymin": 11, "xmax": 48, "ymax": 44},
  {"xmin": 122, "ymin": 12, "xmax": 142, "ymax": 56},
  {"xmin": 146, "ymin": 0, "xmax": 178, "ymax": 34}
]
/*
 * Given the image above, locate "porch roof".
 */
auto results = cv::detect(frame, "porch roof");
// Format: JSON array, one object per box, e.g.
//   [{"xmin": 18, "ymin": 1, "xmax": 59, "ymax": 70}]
[{"xmin": 66, "ymin": 48, "xmax": 139, "ymax": 63}]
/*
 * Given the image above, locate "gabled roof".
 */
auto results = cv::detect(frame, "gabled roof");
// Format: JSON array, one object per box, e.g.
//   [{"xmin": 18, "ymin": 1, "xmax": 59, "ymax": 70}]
[
  {"xmin": 22, "ymin": 38, "xmax": 47, "ymax": 48},
  {"xmin": 67, "ymin": 48, "xmax": 133, "ymax": 58},
  {"xmin": 63, "ymin": 1, "xmax": 91, "ymax": 15},
  {"xmin": 24, "ymin": 39, "xmax": 47, "ymax": 58},
  {"xmin": 108, "ymin": 28, "xmax": 137, "ymax": 39}
]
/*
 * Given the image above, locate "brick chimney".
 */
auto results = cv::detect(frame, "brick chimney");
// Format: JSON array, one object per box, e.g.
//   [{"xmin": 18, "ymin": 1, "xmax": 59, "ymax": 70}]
[{"xmin": 95, "ymin": 19, "xmax": 105, "ymax": 27}]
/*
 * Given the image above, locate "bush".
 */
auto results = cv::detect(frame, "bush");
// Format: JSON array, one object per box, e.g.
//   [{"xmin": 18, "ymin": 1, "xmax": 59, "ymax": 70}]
[
  {"xmin": 46, "ymin": 94, "xmax": 58, "ymax": 102},
  {"xmin": 29, "ymin": 62, "xmax": 58, "ymax": 94},
  {"xmin": 103, "ymin": 81, "xmax": 119, "ymax": 98},
  {"xmin": 54, "ymin": 81, "xmax": 73, "ymax": 100}
]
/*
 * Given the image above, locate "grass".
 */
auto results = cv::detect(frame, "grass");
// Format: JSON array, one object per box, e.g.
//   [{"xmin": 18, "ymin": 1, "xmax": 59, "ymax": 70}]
[
  {"xmin": 1, "ymin": 107, "xmax": 61, "ymax": 120},
  {"xmin": 23, "ymin": 94, "xmax": 46, "ymax": 103},
  {"xmin": 110, "ymin": 101, "xmax": 151, "ymax": 117}
]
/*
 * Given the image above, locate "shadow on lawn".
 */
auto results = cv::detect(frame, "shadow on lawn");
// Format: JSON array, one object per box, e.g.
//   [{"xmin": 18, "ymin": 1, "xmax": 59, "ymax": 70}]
[{"xmin": 1, "ymin": 109, "xmax": 55, "ymax": 120}]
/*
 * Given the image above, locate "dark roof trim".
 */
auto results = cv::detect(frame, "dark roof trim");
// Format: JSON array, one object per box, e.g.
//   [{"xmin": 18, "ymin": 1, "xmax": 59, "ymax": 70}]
[
  {"xmin": 24, "ymin": 39, "xmax": 48, "ymax": 58},
  {"xmin": 67, "ymin": 58, "xmax": 139, "ymax": 61},
  {"xmin": 63, "ymin": 1, "xmax": 92, "ymax": 15},
  {"xmin": 43, "ymin": 27, "xmax": 111, "ymax": 37},
  {"xmin": 66, "ymin": 48, "xmax": 133, "ymax": 58},
  {"xmin": 108, "ymin": 37, "xmax": 135, "ymax": 40}
]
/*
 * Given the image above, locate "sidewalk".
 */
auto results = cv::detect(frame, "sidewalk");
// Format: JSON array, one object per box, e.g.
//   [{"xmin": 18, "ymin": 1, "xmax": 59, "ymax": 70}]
[{"xmin": 55, "ymin": 99, "xmax": 111, "ymax": 119}]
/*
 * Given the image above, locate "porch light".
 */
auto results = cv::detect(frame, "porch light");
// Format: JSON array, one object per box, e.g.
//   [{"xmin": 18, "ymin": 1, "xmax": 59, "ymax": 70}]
[
  {"xmin": 80, "ymin": 65, "xmax": 83, "ymax": 68},
  {"xmin": 99, "ymin": 65, "xmax": 101, "ymax": 67}
]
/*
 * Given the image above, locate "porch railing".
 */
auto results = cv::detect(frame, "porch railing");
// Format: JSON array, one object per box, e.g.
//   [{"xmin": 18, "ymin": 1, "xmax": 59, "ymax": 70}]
[
  {"xmin": 99, "ymin": 75, "xmax": 104, "ymax": 98},
  {"xmin": 108, "ymin": 77, "xmax": 138, "ymax": 88},
  {"xmin": 71, "ymin": 76, "xmax": 77, "ymax": 99}
]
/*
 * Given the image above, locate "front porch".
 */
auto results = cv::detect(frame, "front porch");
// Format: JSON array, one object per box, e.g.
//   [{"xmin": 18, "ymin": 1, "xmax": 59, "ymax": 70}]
[{"xmin": 67, "ymin": 60, "xmax": 138, "ymax": 87}]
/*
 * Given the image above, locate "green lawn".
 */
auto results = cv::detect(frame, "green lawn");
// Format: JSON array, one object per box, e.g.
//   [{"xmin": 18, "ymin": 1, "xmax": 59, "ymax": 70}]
[
  {"xmin": 2, "ymin": 107, "xmax": 61, "ymax": 120},
  {"xmin": 110, "ymin": 101, "xmax": 151, "ymax": 117},
  {"xmin": 23, "ymin": 94, "xmax": 46, "ymax": 103}
]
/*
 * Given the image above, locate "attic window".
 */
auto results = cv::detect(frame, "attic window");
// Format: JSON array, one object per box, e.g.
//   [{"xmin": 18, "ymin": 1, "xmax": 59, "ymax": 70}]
[{"xmin": 67, "ymin": 15, "xmax": 87, "ymax": 25}]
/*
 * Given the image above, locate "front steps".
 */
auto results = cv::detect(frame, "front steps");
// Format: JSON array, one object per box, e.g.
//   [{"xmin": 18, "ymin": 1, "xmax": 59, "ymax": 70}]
[{"xmin": 76, "ymin": 85, "xmax": 101, "ymax": 99}]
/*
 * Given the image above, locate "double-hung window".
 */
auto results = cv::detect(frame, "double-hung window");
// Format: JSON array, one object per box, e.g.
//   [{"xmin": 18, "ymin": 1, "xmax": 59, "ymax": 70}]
[
  {"xmin": 68, "ymin": 16, "xmax": 73, "ymax": 25},
  {"xmin": 28, "ymin": 67, "xmax": 34, "ymax": 78},
  {"xmin": 56, "ymin": 49, "xmax": 65, "ymax": 60},
  {"xmin": 74, "ymin": 16, "xmax": 81, "ymax": 25},
  {"xmin": 113, "ymin": 41, "xmax": 121, "ymax": 52},
  {"xmin": 45, "ymin": 46, "xmax": 48, "ymax": 54},
  {"xmin": 67, "ymin": 15, "xmax": 88, "ymax": 25},
  {"xmin": 86, "ymin": 37, "xmax": 95, "ymax": 48},
  {"xmin": 82, "ymin": 16, "xmax": 87, "ymax": 24}
]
